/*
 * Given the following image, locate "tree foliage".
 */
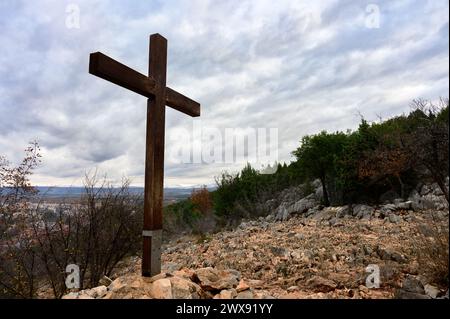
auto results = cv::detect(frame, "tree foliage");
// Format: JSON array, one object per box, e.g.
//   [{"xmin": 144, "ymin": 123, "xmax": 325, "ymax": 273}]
[
  {"xmin": 292, "ymin": 131, "xmax": 347, "ymax": 206},
  {"xmin": 214, "ymin": 98, "xmax": 448, "ymax": 212}
]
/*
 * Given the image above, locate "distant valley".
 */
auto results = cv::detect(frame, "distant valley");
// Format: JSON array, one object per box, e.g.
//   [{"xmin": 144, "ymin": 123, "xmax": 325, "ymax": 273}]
[{"xmin": 34, "ymin": 186, "xmax": 213, "ymax": 204}]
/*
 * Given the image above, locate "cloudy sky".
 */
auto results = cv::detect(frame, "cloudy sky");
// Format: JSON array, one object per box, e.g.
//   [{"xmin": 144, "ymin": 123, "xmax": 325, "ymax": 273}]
[{"xmin": 0, "ymin": 0, "xmax": 448, "ymax": 187}]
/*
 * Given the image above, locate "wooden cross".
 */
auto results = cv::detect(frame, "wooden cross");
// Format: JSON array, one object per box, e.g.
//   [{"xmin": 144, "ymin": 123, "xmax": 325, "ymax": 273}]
[{"xmin": 89, "ymin": 34, "xmax": 200, "ymax": 277}]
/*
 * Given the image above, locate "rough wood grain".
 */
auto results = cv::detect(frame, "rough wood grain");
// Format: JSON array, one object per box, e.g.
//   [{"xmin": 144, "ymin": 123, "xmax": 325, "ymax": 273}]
[
  {"xmin": 89, "ymin": 52, "xmax": 200, "ymax": 117},
  {"xmin": 89, "ymin": 52, "xmax": 156, "ymax": 98},
  {"xmin": 142, "ymin": 34, "xmax": 167, "ymax": 276}
]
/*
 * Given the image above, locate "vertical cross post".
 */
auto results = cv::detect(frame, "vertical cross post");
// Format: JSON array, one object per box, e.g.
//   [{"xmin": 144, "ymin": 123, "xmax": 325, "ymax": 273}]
[
  {"xmin": 88, "ymin": 33, "xmax": 200, "ymax": 277},
  {"xmin": 142, "ymin": 34, "xmax": 167, "ymax": 276}
]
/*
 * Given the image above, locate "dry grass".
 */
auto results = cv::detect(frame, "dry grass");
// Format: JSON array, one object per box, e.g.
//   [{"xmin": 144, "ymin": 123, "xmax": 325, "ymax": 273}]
[{"xmin": 414, "ymin": 214, "xmax": 449, "ymax": 288}]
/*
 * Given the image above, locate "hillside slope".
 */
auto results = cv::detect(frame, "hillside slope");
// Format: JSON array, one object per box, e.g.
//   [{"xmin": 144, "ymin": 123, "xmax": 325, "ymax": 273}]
[{"xmin": 62, "ymin": 182, "xmax": 449, "ymax": 299}]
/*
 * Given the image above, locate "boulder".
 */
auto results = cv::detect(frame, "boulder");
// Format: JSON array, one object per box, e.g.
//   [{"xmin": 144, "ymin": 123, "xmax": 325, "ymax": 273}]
[
  {"xmin": 424, "ymin": 284, "xmax": 441, "ymax": 299},
  {"xmin": 402, "ymin": 275, "xmax": 425, "ymax": 294},
  {"xmin": 288, "ymin": 196, "xmax": 317, "ymax": 215},
  {"xmin": 105, "ymin": 274, "xmax": 172, "ymax": 299},
  {"xmin": 169, "ymin": 276, "xmax": 202, "ymax": 299},
  {"xmin": 61, "ymin": 292, "xmax": 79, "ymax": 299},
  {"xmin": 236, "ymin": 289, "xmax": 254, "ymax": 299},
  {"xmin": 254, "ymin": 292, "xmax": 276, "ymax": 299},
  {"xmin": 194, "ymin": 267, "xmax": 240, "ymax": 291},
  {"xmin": 277, "ymin": 186, "xmax": 305, "ymax": 204},
  {"xmin": 99, "ymin": 276, "xmax": 113, "ymax": 287},
  {"xmin": 306, "ymin": 276, "xmax": 337, "ymax": 293},
  {"xmin": 150, "ymin": 278, "xmax": 173, "ymax": 299},
  {"xmin": 314, "ymin": 186, "xmax": 323, "ymax": 201},
  {"xmin": 305, "ymin": 206, "xmax": 321, "ymax": 218},
  {"xmin": 336, "ymin": 205, "xmax": 350, "ymax": 218},
  {"xmin": 60, "ymin": 267, "xmax": 249, "ymax": 300},
  {"xmin": 353, "ymin": 204, "xmax": 375, "ymax": 219},
  {"xmin": 173, "ymin": 268, "xmax": 196, "ymax": 281},
  {"xmin": 312, "ymin": 207, "xmax": 335, "ymax": 221},
  {"xmin": 273, "ymin": 194, "xmax": 318, "ymax": 221},
  {"xmin": 214, "ymin": 289, "xmax": 237, "ymax": 299},
  {"xmin": 395, "ymin": 290, "xmax": 430, "ymax": 299},
  {"xmin": 162, "ymin": 262, "xmax": 182, "ymax": 273},
  {"xmin": 409, "ymin": 186, "xmax": 448, "ymax": 211},
  {"xmin": 422, "ymin": 194, "xmax": 445, "ymax": 210},
  {"xmin": 395, "ymin": 201, "xmax": 412, "ymax": 210},
  {"xmin": 380, "ymin": 204, "xmax": 396, "ymax": 214},
  {"xmin": 408, "ymin": 190, "xmax": 422, "ymax": 211},
  {"xmin": 388, "ymin": 213, "xmax": 401, "ymax": 223},
  {"xmin": 246, "ymin": 279, "xmax": 265, "ymax": 289},
  {"xmin": 274, "ymin": 206, "xmax": 289, "ymax": 222},
  {"xmin": 420, "ymin": 184, "xmax": 432, "ymax": 196},
  {"xmin": 236, "ymin": 279, "xmax": 250, "ymax": 292},
  {"xmin": 87, "ymin": 285, "xmax": 108, "ymax": 298},
  {"xmin": 108, "ymin": 276, "xmax": 130, "ymax": 292},
  {"xmin": 420, "ymin": 195, "xmax": 439, "ymax": 210}
]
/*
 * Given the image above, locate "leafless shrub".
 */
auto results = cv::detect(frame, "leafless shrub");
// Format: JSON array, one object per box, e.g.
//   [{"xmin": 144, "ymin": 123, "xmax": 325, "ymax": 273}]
[
  {"xmin": 1, "ymin": 143, "xmax": 143, "ymax": 298},
  {"xmin": 413, "ymin": 215, "xmax": 449, "ymax": 288},
  {"xmin": 31, "ymin": 173, "xmax": 143, "ymax": 297},
  {"xmin": 408, "ymin": 98, "xmax": 449, "ymax": 203},
  {"xmin": 0, "ymin": 141, "xmax": 41, "ymax": 298}
]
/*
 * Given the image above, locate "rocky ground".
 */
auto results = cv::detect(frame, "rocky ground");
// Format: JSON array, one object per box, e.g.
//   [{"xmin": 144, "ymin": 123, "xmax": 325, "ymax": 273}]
[
  {"xmin": 61, "ymin": 181, "xmax": 449, "ymax": 299},
  {"xmin": 63, "ymin": 204, "xmax": 448, "ymax": 299}
]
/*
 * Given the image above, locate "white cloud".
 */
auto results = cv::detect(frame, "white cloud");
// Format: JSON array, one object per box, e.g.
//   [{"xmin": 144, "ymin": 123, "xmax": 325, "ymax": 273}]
[{"xmin": 0, "ymin": 0, "xmax": 448, "ymax": 187}]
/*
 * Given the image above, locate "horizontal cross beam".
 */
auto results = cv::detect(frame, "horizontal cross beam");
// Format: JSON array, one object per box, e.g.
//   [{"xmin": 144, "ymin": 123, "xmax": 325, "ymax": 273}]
[{"xmin": 89, "ymin": 52, "xmax": 200, "ymax": 117}]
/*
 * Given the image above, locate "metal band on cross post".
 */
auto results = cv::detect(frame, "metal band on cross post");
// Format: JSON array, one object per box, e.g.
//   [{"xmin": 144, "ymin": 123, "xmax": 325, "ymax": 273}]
[{"xmin": 142, "ymin": 229, "xmax": 162, "ymax": 274}]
